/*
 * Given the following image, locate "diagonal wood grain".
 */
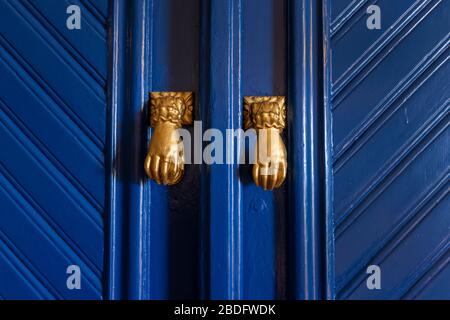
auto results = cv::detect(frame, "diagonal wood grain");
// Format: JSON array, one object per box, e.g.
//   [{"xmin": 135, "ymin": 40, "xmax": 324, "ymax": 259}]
[
  {"xmin": 327, "ymin": 0, "xmax": 450, "ymax": 300},
  {"xmin": 0, "ymin": 0, "xmax": 108, "ymax": 300}
]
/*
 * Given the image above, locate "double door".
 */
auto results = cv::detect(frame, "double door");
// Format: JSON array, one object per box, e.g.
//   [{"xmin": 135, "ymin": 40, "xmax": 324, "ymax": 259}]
[{"xmin": 0, "ymin": 0, "xmax": 448, "ymax": 300}]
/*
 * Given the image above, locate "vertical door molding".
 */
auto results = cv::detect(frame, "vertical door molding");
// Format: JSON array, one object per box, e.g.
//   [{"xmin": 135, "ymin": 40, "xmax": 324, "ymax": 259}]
[
  {"xmin": 322, "ymin": 0, "xmax": 336, "ymax": 300},
  {"xmin": 287, "ymin": 0, "xmax": 334, "ymax": 299},
  {"xmin": 107, "ymin": 0, "xmax": 153, "ymax": 300},
  {"xmin": 200, "ymin": 0, "xmax": 244, "ymax": 299}
]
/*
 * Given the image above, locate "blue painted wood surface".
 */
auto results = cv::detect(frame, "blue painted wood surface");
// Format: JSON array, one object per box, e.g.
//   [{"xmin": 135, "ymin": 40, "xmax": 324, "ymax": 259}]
[
  {"xmin": 0, "ymin": 0, "xmax": 108, "ymax": 299},
  {"xmin": 107, "ymin": 0, "xmax": 201, "ymax": 300},
  {"xmin": 242, "ymin": 0, "xmax": 288, "ymax": 300},
  {"xmin": 199, "ymin": 0, "xmax": 244, "ymax": 300},
  {"xmin": 1, "ymin": 0, "xmax": 448, "ymax": 300},
  {"xmin": 324, "ymin": 0, "xmax": 450, "ymax": 299},
  {"xmin": 149, "ymin": 0, "xmax": 200, "ymax": 300}
]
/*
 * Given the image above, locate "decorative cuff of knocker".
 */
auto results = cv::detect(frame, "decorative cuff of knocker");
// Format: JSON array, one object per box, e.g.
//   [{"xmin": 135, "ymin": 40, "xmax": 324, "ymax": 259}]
[
  {"xmin": 150, "ymin": 92, "xmax": 194, "ymax": 127},
  {"xmin": 243, "ymin": 96, "xmax": 286, "ymax": 131}
]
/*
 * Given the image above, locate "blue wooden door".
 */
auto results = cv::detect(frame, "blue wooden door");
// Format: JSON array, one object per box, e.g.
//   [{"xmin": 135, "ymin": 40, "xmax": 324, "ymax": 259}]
[
  {"xmin": 0, "ymin": 0, "xmax": 108, "ymax": 299},
  {"xmin": 324, "ymin": 0, "xmax": 450, "ymax": 299},
  {"xmin": 1, "ymin": 0, "xmax": 448, "ymax": 300}
]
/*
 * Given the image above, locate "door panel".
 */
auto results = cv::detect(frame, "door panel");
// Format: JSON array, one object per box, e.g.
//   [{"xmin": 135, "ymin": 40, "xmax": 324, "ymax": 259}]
[
  {"xmin": 149, "ymin": 0, "xmax": 200, "ymax": 300},
  {"xmin": 242, "ymin": 0, "xmax": 287, "ymax": 299},
  {"xmin": 199, "ymin": 0, "xmax": 291, "ymax": 300},
  {"xmin": 0, "ymin": 0, "xmax": 108, "ymax": 299},
  {"xmin": 324, "ymin": 0, "xmax": 450, "ymax": 299}
]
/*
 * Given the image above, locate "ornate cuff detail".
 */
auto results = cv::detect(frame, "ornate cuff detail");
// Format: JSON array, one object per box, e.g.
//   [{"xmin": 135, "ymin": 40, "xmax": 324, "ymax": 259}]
[
  {"xmin": 243, "ymin": 96, "xmax": 286, "ymax": 131},
  {"xmin": 150, "ymin": 92, "xmax": 194, "ymax": 127}
]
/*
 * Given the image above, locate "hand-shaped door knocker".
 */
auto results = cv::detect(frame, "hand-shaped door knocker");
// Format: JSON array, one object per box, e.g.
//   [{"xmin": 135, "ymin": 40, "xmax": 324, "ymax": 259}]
[
  {"xmin": 244, "ymin": 96, "xmax": 287, "ymax": 190},
  {"xmin": 145, "ymin": 92, "xmax": 193, "ymax": 185}
]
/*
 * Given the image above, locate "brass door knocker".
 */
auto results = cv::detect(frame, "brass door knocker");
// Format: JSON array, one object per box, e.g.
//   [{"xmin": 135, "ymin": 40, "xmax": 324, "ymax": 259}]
[
  {"xmin": 244, "ymin": 96, "xmax": 287, "ymax": 190},
  {"xmin": 145, "ymin": 92, "xmax": 193, "ymax": 185}
]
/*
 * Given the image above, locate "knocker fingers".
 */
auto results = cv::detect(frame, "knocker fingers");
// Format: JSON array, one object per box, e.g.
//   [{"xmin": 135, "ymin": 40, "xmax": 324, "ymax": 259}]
[
  {"xmin": 151, "ymin": 155, "xmax": 161, "ymax": 184},
  {"xmin": 144, "ymin": 154, "xmax": 153, "ymax": 180},
  {"xmin": 160, "ymin": 160, "xmax": 170, "ymax": 185},
  {"xmin": 266, "ymin": 163, "xmax": 280, "ymax": 190},
  {"xmin": 275, "ymin": 160, "xmax": 287, "ymax": 189},
  {"xmin": 254, "ymin": 161, "xmax": 285, "ymax": 191},
  {"xmin": 171, "ymin": 165, "xmax": 184, "ymax": 185},
  {"xmin": 252, "ymin": 163, "xmax": 260, "ymax": 188},
  {"xmin": 163, "ymin": 157, "xmax": 184, "ymax": 185},
  {"xmin": 259, "ymin": 165, "xmax": 270, "ymax": 190}
]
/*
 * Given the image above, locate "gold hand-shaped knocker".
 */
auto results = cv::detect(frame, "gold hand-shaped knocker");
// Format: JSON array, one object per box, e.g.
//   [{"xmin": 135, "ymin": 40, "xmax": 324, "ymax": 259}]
[
  {"xmin": 244, "ymin": 96, "xmax": 287, "ymax": 190},
  {"xmin": 145, "ymin": 92, "xmax": 193, "ymax": 185}
]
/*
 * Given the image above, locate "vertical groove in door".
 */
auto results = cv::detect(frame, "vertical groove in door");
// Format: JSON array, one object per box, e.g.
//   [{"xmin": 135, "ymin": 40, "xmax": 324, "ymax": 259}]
[
  {"xmin": 322, "ymin": 0, "xmax": 336, "ymax": 300},
  {"xmin": 200, "ymin": 0, "xmax": 243, "ymax": 300},
  {"xmin": 287, "ymin": 0, "xmax": 329, "ymax": 300}
]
